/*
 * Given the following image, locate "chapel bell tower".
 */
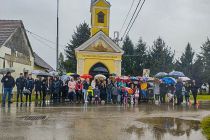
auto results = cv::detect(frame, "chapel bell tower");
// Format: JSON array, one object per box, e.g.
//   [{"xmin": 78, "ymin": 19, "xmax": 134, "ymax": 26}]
[{"xmin": 90, "ymin": 0, "xmax": 111, "ymax": 37}]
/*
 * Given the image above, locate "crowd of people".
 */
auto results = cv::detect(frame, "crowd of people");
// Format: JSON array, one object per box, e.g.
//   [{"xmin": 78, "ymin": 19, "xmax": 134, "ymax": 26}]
[{"xmin": 1, "ymin": 72, "xmax": 200, "ymax": 107}]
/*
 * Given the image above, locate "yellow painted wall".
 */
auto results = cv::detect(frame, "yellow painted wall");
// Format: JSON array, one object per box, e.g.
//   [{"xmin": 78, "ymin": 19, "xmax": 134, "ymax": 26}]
[
  {"xmin": 76, "ymin": 52, "xmax": 122, "ymax": 75},
  {"xmin": 33, "ymin": 65, "xmax": 47, "ymax": 71},
  {"xmin": 91, "ymin": 0, "xmax": 110, "ymax": 36}
]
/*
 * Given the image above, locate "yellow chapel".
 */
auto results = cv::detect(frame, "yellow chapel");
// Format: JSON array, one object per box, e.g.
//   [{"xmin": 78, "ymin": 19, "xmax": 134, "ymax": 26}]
[{"xmin": 75, "ymin": 0, "xmax": 124, "ymax": 76}]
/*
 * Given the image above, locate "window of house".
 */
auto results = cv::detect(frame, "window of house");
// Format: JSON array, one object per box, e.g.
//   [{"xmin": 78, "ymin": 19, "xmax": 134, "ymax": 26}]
[{"xmin": 97, "ymin": 12, "xmax": 105, "ymax": 23}]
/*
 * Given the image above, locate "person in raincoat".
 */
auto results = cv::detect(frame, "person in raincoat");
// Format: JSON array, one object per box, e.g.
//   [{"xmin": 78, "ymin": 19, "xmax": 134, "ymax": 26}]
[{"xmin": 107, "ymin": 79, "xmax": 114, "ymax": 103}]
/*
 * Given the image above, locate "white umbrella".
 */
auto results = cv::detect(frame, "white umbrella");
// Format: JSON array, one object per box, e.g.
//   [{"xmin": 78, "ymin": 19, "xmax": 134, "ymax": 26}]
[
  {"xmin": 0, "ymin": 68, "xmax": 15, "ymax": 75},
  {"xmin": 49, "ymin": 71, "xmax": 59, "ymax": 76},
  {"xmin": 179, "ymin": 77, "xmax": 191, "ymax": 82},
  {"xmin": 95, "ymin": 74, "xmax": 106, "ymax": 79}
]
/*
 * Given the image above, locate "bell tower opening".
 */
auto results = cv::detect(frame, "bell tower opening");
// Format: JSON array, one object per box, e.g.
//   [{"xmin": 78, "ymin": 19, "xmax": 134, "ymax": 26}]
[{"xmin": 90, "ymin": 0, "xmax": 111, "ymax": 36}]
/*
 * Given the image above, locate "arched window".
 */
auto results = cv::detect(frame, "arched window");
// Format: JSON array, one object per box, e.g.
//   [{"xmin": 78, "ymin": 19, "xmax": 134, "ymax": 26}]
[{"xmin": 97, "ymin": 12, "xmax": 105, "ymax": 23}]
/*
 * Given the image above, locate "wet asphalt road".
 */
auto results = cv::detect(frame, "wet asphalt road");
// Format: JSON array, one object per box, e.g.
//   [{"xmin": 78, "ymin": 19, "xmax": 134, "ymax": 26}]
[{"xmin": 0, "ymin": 102, "xmax": 210, "ymax": 140}]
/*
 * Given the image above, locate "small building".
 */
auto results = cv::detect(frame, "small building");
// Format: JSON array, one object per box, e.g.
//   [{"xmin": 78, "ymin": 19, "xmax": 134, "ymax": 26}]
[
  {"xmin": 33, "ymin": 52, "xmax": 54, "ymax": 72},
  {"xmin": 0, "ymin": 20, "xmax": 34, "ymax": 77},
  {"xmin": 0, "ymin": 20, "xmax": 53, "ymax": 93},
  {"xmin": 75, "ymin": 0, "xmax": 124, "ymax": 76}
]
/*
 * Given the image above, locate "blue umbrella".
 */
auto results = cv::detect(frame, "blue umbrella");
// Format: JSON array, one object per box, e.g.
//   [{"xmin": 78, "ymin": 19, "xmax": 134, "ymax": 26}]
[
  {"xmin": 155, "ymin": 72, "xmax": 168, "ymax": 78},
  {"xmin": 130, "ymin": 76, "xmax": 139, "ymax": 81},
  {"xmin": 169, "ymin": 71, "xmax": 185, "ymax": 77},
  {"xmin": 161, "ymin": 77, "xmax": 177, "ymax": 85},
  {"xmin": 61, "ymin": 75, "xmax": 72, "ymax": 82}
]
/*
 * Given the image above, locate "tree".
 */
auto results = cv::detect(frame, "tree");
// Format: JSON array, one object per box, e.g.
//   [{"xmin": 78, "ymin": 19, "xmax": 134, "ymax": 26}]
[
  {"xmin": 65, "ymin": 22, "xmax": 90, "ymax": 72},
  {"xmin": 122, "ymin": 36, "xmax": 135, "ymax": 75},
  {"xmin": 133, "ymin": 37, "xmax": 148, "ymax": 75},
  {"xmin": 58, "ymin": 52, "xmax": 65, "ymax": 75},
  {"xmin": 179, "ymin": 43, "xmax": 195, "ymax": 77},
  {"xmin": 192, "ymin": 55, "xmax": 204, "ymax": 86},
  {"xmin": 199, "ymin": 38, "xmax": 210, "ymax": 83},
  {"xmin": 148, "ymin": 37, "xmax": 175, "ymax": 75}
]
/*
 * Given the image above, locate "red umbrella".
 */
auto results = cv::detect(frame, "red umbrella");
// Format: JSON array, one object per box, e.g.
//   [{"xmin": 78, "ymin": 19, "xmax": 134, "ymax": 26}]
[{"xmin": 80, "ymin": 74, "xmax": 92, "ymax": 79}]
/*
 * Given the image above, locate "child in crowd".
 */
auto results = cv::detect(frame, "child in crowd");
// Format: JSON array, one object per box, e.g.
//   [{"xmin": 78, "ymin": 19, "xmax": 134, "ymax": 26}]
[
  {"xmin": 87, "ymin": 86, "xmax": 94, "ymax": 103},
  {"xmin": 94, "ymin": 86, "xmax": 100, "ymax": 104}
]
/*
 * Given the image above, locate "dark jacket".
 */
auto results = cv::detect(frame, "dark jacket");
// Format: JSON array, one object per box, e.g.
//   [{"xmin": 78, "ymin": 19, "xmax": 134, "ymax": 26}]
[
  {"xmin": 191, "ymin": 84, "xmax": 198, "ymax": 94},
  {"xmin": 41, "ymin": 79, "xmax": 48, "ymax": 92},
  {"xmin": 159, "ymin": 83, "xmax": 167, "ymax": 94},
  {"xmin": 25, "ymin": 78, "xmax": 35, "ymax": 91},
  {"xmin": 52, "ymin": 80, "xmax": 60, "ymax": 94},
  {"xmin": 16, "ymin": 77, "xmax": 26, "ymax": 90},
  {"xmin": 34, "ymin": 79, "xmax": 42, "ymax": 91},
  {"xmin": 83, "ymin": 81, "xmax": 89, "ymax": 90},
  {"xmin": 1, "ymin": 75, "xmax": 15, "ymax": 88}
]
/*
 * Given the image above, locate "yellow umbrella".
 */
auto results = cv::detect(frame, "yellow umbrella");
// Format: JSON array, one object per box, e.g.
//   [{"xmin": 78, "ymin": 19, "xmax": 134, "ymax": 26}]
[{"xmin": 66, "ymin": 73, "xmax": 74, "ymax": 76}]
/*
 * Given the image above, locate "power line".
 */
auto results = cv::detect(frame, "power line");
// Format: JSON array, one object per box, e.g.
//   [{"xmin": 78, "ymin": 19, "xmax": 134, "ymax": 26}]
[
  {"xmin": 119, "ymin": 0, "xmax": 135, "ymax": 35},
  {"xmin": 25, "ymin": 29, "xmax": 66, "ymax": 48},
  {"xmin": 122, "ymin": 0, "xmax": 142, "ymax": 39},
  {"xmin": 125, "ymin": 0, "xmax": 146, "ymax": 38},
  {"xmin": 29, "ymin": 32, "xmax": 63, "ymax": 52}
]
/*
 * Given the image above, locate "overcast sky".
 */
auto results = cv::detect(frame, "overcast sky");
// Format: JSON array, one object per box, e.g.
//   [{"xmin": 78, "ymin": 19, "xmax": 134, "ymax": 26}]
[{"xmin": 1, "ymin": 0, "xmax": 210, "ymax": 69}]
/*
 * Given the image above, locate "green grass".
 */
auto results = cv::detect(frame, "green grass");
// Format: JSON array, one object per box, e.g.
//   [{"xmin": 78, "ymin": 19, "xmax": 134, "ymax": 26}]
[
  {"xmin": 201, "ymin": 116, "xmax": 210, "ymax": 140},
  {"xmin": 190, "ymin": 95, "xmax": 210, "ymax": 101}
]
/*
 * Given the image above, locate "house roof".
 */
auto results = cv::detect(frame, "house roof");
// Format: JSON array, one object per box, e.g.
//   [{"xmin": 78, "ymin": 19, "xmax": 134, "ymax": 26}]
[
  {"xmin": 91, "ymin": 0, "xmax": 110, "ymax": 6},
  {"xmin": 0, "ymin": 20, "xmax": 22, "ymax": 46},
  {"xmin": 34, "ymin": 52, "xmax": 54, "ymax": 71},
  {"xmin": 0, "ymin": 20, "xmax": 34, "ymax": 57},
  {"xmin": 75, "ymin": 31, "xmax": 124, "ymax": 54}
]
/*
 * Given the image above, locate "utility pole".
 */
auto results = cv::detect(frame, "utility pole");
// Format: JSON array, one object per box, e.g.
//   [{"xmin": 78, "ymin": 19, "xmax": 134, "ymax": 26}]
[{"xmin": 56, "ymin": 0, "xmax": 59, "ymax": 71}]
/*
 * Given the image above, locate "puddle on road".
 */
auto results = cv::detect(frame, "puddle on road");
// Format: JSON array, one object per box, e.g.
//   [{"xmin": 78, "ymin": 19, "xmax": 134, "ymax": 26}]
[{"xmin": 123, "ymin": 117, "xmax": 204, "ymax": 140}]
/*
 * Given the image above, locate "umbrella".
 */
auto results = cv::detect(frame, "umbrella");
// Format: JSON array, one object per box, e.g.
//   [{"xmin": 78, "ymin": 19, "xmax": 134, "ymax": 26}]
[
  {"xmin": 169, "ymin": 71, "xmax": 185, "ymax": 77},
  {"xmin": 49, "ymin": 71, "xmax": 59, "ymax": 76},
  {"xmin": 0, "ymin": 68, "xmax": 15, "ymax": 75},
  {"xmin": 125, "ymin": 87, "xmax": 134, "ymax": 94},
  {"xmin": 70, "ymin": 73, "xmax": 80, "ymax": 78},
  {"xmin": 161, "ymin": 77, "xmax": 177, "ymax": 85},
  {"xmin": 95, "ymin": 74, "xmax": 106, "ymax": 79},
  {"xmin": 60, "ymin": 75, "xmax": 72, "ymax": 82},
  {"xmin": 130, "ymin": 76, "xmax": 139, "ymax": 81},
  {"xmin": 122, "ymin": 87, "xmax": 134, "ymax": 94},
  {"xmin": 120, "ymin": 76, "xmax": 129, "ymax": 80},
  {"xmin": 178, "ymin": 77, "xmax": 191, "ymax": 82},
  {"xmin": 80, "ymin": 74, "xmax": 92, "ymax": 79},
  {"xmin": 32, "ymin": 70, "xmax": 44, "ymax": 75},
  {"xmin": 155, "ymin": 72, "xmax": 168, "ymax": 78},
  {"xmin": 66, "ymin": 72, "xmax": 74, "ymax": 76}
]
